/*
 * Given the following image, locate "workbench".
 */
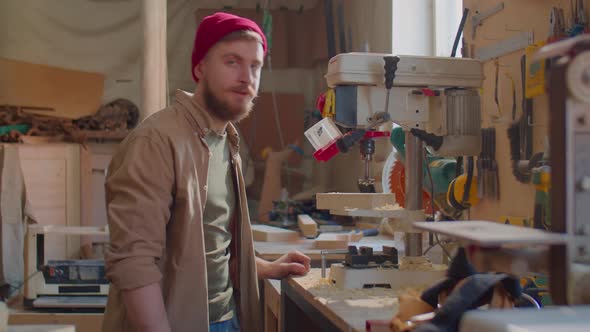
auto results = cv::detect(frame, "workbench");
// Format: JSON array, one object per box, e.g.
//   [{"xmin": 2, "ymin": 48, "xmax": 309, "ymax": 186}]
[
  {"xmin": 280, "ymin": 269, "xmax": 398, "ymax": 332},
  {"xmin": 8, "ymin": 325, "xmax": 75, "ymax": 332},
  {"xmin": 8, "ymin": 307, "xmax": 103, "ymax": 332},
  {"xmin": 254, "ymin": 235, "xmax": 401, "ymax": 264}
]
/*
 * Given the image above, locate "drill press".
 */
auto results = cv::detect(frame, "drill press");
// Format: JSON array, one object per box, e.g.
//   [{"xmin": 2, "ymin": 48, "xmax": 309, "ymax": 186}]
[{"xmin": 306, "ymin": 52, "xmax": 483, "ymax": 288}]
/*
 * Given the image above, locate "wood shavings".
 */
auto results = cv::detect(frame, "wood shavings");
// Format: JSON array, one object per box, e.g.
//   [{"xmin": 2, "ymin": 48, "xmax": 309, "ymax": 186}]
[
  {"xmin": 375, "ymin": 203, "xmax": 402, "ymax": 211},
  {"xmin": 399, "ymin": 256, "xmax": 447, "ymax": 272},
  {"xmin": 291, "ymin": 269, "xmax": 444, "ymax": 332}
]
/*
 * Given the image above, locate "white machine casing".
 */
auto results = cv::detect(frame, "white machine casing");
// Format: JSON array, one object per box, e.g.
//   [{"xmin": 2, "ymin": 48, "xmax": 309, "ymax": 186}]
[
  {"xmin": 326, "ymin": 53, "xmax": 483, "ymax": 88},
  {"xmin": 326, "ymin": 53, "xmax": 484, "ymax": 156}
]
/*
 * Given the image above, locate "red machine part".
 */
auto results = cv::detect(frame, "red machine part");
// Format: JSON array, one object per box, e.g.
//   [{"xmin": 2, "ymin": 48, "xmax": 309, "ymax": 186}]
[
  {"xmin": 389, "ymin": 160, "xmax": 436, "ymax": 215},
  {"xmin": 312, "ymin": 131, "xmax": 390, "ymax": 162}
]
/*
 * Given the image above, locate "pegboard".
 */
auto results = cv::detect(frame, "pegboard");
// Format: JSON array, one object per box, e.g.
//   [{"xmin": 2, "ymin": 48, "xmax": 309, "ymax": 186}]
[{"xmin": 463, "ymin": 0, "xmax": 588, "ymax": 222}]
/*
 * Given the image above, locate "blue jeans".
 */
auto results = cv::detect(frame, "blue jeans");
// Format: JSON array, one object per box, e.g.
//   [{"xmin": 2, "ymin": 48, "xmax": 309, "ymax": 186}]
[{"xmin": 209, "ymin": 315, "xmax": 240, "ymax": 332}]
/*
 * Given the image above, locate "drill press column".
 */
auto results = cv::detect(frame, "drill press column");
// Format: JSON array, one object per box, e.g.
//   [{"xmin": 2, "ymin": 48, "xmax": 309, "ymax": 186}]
[{"xmin": 404, "ymin": 131, "xmax": 424, "ymax": 257}]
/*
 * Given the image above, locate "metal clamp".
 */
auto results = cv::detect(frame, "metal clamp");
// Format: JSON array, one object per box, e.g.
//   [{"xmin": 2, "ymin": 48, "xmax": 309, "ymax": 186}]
[{"xmin": 320, "ymin": 249, "xmax": 349, "ymax": 279}]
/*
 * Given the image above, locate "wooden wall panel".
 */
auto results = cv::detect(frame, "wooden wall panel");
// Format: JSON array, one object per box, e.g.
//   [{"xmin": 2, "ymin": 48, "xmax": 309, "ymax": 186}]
[
  {"xmin": 194, "ymin": 5, "xmax": 328, "ymax": 68},
  {"xmin": 0, "ymin": 58, "xmax": 104, "ymax": 119},
  {"xmin": 463, "ymin": 0, "xmax": 588, "ymax": 222}
]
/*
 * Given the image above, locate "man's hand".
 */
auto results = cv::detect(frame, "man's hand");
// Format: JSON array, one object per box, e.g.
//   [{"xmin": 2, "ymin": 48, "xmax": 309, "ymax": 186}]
[{"xmin": 256, "ymin": 251, "xmax": 311, "ymax": 280}]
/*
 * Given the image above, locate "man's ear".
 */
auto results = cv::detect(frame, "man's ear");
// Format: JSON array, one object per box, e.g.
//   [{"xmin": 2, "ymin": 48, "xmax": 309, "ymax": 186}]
[{"xmin": 194, "ymin": 62, "xmax": 204, "ymax": 81}]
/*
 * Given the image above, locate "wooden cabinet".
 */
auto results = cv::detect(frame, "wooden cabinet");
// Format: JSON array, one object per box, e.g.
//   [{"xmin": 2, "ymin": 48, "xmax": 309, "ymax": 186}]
[
  {"xmin": 12, "ymin": 142, "xmax": 118, "ymax": 261},
  {"xmin": 17, "ymin": 144, "xmax": 81, "ymax": 261}
]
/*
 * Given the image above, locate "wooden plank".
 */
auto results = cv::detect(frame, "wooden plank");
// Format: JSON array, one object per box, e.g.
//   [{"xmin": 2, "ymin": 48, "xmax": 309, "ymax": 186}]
[
  {"xmin": 313, "ymin": 233, "xmax": 349, "ymax": 249},
  {"xmin": 0, "ymin": 58, "xmax": 104, "ymax": 119},
  {"xmin": 88, "ymin": 152, "xmax": 113, "ymax": 244},
  {"xmin": 316, "ymin": 193, "xmax": 395, "ymax": 210},
  {"xmin": 251, "ymin": 225, "xmax": 300, "ymax": 242},
  {"xmin": 18, "ymin": 144, "xmax": 82, "ymax": 260},
  {"xmin": 8, "ymin": 325, "xmax": 75, "ymax": 332},
  {"xmin": 64, "ymin": 144, "xmax": 81, "ymax": 259},
  {"xmin": 80, "ymin": 146, "xmax": 93, "ymax": 248},
  {"xmin": 264, "ymin": 279, "xmax": 281, "ymax": 332},
  {"xmin": 329, "ymin": 207, "xmax": 405, "ymax": 218},
  {"xmin": 8, "ymin": 310, "xmax": 102, "ymax": 332},
  {"xmin": 313, "ymin": 232, "xmax": 363, "ymax": 250},
  {"xmin": 297, "ymin": 214, "xmax": 318, "ymax": 238},
  {"xmin": 78, "ymin": 130, "xmax": 129, "ymax": 140},
  {"xmin": 413, "ymin": 220, "xmax": 567, "ymax": 247},
  {"xmin": 255, "ymin": 235, "xmax": 398, "ymax": 261},
  {"xmin": 20, "ymin": 157, "xmax": 67, "ymax": 261},
  {"xmin": 28, "ymin": 225, "xmax": 109, "ymax": 236}
]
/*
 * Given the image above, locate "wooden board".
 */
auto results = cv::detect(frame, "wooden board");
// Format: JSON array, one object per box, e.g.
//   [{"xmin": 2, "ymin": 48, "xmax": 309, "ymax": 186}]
[
  {"xmin": 8, "ymin": 309, "xmax": 102, "ymax": 332},
  {"xmin": 8, "ymin": 325, "xmax": 75, "ymax": 332},
  {"xmin": 413, "ymin": 220, "xmax": 567, "ymax": 247},
  {"xmin": 297, "ymin": 214, "xmax": 318, "ymax": 238},
  {"xmin": 313, "ymin": 233, "xmax": 349, "ymax": 249},
  {"xmin": 0, "ymin": 58, "xmax": 104, "ymax": 119},
  {"xmin": 251, "ymin": 225, "xmax": 300, "ymax": 242},
  {"xmin": 313, "ymin": 232, "xmax": 364, "ymax": 250},
  {"xmin": 17, "ymin": 144, "xmax": 81, "ymax": 260},
  {"xmin": 264, "ymin": 279, "xmax": 281, "ymax": 332},
  {"xmin": 316, "ymin": 193, "xmax": 396, "ymax": 210},
  {"xmin": 255, "ymin": 235, "xmax": 399, "ymax": 261}
]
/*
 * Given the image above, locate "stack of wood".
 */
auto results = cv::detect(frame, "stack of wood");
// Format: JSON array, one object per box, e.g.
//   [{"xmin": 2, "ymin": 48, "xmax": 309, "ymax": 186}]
[
  {"xmin": 0, "ymin": 99, "xmax": 140, "ymax": 143},
  {"xmin": 75, "ymin": 98, "xmax": 139, "ymax": 131},
  {"xmin": 0, "ymin": 130, "xmax": 22, "ymax": 143}
]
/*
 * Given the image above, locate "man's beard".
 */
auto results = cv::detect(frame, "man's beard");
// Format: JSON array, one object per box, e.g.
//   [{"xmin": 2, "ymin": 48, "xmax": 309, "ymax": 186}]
[{"xmin": 202, "ymin": 79, "xmax": 255, "ymax": 122}]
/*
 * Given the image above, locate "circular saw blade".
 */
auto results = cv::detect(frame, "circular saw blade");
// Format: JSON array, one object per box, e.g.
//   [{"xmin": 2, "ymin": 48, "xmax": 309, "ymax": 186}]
[{"xmin": 382, "ymin": 150, "xmax": 435, "ymax": 214}]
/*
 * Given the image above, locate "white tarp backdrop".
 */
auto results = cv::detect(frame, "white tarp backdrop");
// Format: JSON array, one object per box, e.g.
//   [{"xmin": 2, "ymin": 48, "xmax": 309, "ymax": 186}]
[{"xmin": 0, "ymin": 0, "xmax": 202, "ymax": 115}]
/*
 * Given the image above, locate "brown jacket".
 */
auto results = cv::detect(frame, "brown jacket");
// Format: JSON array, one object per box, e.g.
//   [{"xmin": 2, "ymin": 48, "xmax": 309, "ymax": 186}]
[{"xmin": 102, "ymin": 90, "xmax": 261, "ymax": 332}]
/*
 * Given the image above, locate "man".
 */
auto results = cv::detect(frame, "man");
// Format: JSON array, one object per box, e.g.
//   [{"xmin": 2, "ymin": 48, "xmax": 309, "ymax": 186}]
[{"xmin": 102, "ymin": 12, "xmax": 311, "ymax": 332}]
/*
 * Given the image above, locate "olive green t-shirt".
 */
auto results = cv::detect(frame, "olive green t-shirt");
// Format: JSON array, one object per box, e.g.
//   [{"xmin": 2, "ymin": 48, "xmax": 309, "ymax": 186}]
[{"xmin": 203, "ymin": 131, "xmax": 236, "ymax": 323}]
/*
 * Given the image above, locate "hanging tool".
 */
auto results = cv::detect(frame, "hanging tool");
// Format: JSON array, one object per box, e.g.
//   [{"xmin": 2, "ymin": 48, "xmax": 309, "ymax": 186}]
[
  {"xmin": 447, "ymin": 156, "xmax": 479, "ymax": 212},
  {"xmin": 569, "ymin": 0, "xmax": 589, "ymax": 36},
  {"xmin": 532, "ymin": 163, "xmax": 551, "ymax": 230},
  {"xmin": 506, "ymin": 73, "xmax": 517, "ymax": 121},
  {"xmin": 508, "ymin": 54, "xmax": 535, "ymax": 184},
  {"xmin": 493, "ymin": 59, "xmax": 502, "ymax": 120},
  {"xmin": 548, "ymin": 7, "xmax": 567, "ymax": 43},
  {"xmin": 490, "ymin": 128, "xmax": 499, "ymax": 200},
  {"xmin": 521, "ymin": 55, "xmax": 533, "ymax": 161},
  {"xmin": 478, "ymin": 128, "xmax": 499, "ymax": 200},
  {"xmin": 471, "ymin": 2, "xmax": 505, "ymax": 39}
]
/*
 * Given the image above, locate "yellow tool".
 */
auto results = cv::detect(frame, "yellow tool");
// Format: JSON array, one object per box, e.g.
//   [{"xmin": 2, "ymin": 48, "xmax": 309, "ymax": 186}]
[
  {"xmin": 321, "ymin": 88, "xmax": 335, "ymax": 118},
  {"xmin": 447, "ymin": 174, "xmax": 480, "ymax": 211}
]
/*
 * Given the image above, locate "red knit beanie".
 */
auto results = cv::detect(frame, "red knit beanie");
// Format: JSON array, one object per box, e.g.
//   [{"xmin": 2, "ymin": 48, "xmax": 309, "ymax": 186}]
[{"xmin": 191, "ymin": 12, "xmax": 267, "ymax": 82}]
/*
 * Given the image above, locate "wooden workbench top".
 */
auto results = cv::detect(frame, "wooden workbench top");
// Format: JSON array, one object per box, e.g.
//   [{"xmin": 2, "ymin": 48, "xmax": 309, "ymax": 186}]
[
  {"xmin": 8, "ymin": 325, "xmax": 75, "ymax": 332},
  {"xmin": 8, "ymin": 306, "xmax": 103, "ymax": 332},
  {"xmin": 284, "ymin": 269, "xmax": 399, "ymax": 331},
  {"xmin": 255, "ymin": 234, "xmax": 401, "ymax": 261}
]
